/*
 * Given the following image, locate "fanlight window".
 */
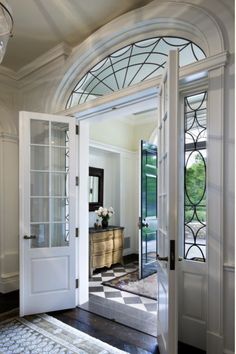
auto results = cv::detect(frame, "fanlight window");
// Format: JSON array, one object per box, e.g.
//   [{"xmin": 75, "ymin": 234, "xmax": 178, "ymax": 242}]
[{"xmin": 66, "ymin": 36, "xmax": 206, "ymax": 108}]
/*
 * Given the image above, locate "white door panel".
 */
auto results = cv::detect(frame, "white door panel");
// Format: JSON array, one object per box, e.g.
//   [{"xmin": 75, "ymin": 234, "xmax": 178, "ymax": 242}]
[
  {"xmin": 157, "ymin": 50, "xmax": 179, "ymax": 354},
  {"xmin": 19, "ymin": 111, "xmax": 76, "ymax": 316}
]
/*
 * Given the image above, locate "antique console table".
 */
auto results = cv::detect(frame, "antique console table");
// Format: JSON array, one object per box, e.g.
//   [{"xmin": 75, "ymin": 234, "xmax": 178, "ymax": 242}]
[{"xmin": 89, "ymin": 226, "xmax": 124, "ymax": 276}]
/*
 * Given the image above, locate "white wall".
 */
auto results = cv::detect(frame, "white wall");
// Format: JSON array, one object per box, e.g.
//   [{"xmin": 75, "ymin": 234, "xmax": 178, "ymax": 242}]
[
  {"xmin": 0, "ymin": 133, "xmax": 19, "ymax": 293},
  {"xmin": 89, "ymin": 147, "xmax": 120, "ymax": 227},
  {"xmin": 89, "ymin": 143, "xmax": 139, "ymax": 255}
]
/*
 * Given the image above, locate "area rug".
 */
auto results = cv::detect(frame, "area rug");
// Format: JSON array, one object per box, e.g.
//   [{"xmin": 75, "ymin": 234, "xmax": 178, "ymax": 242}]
[
  {"xmin": 102, "ymin": 270, "xmax": 157, "ymax": 300},
  {"xmin": 0, "ymin": 313, "xmax": 128, "ymax": 353}
]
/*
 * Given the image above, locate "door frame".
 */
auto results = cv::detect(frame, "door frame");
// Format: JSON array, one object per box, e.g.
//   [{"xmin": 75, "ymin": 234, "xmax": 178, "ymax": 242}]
[{"xmin": 64, "ymin": 54, "xmax": 226, "ymax": 354}]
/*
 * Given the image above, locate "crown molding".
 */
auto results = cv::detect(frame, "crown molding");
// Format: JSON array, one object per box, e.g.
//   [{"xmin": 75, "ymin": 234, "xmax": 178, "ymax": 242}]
[
  {"xmin": 16, "ymin": 42, "xmax": 72, "ymax": 80},
  {"xmin": 0, "ymin": 42, "xmax": 72, "ymax": 82},
  {"xmin": 0, "ymin": 66, "xmax": 16, "ymax": 80}
]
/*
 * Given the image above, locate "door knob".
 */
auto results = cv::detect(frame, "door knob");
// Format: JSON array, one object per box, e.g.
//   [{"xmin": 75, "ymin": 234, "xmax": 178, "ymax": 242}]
[
  {"xmin": 23, "ymin": 235, "xmax": 36, "ymax": 240},
  {"xmin": 138, "ymin": 217, "xmax": 149, "ymax": 229},
  {"xmin": 142, "ymin": 221, "xmax": 149, "ymax": 228},
  {"xmin": 157, "ymin": 254, "xmax": 168, "ymax": 261}
]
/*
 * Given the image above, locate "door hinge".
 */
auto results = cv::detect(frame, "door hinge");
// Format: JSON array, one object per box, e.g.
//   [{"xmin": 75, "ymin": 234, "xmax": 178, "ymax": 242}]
[
  {"xmin": 76, "ymin": 125, "xmax": 79, "ymax": 135},
  {"xmin": 76, "ymin": 176, "xmax": 79, "ymax": 186},
  {"xmin": 75, "ymin": 228, "xmax": 79, "ymax": 237},
  {"xmin": 75, "ymin": 278, "xmax": 79, "ymax": 289}
]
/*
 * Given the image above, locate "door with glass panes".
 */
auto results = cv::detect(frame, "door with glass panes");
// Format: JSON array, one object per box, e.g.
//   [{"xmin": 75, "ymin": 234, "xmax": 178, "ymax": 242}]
[
  {"xmin": 19, "ymin": 111, "xmax": 76, "ymax": 316},
  {"xmin": 139, "ymin": 140, "xmax": 158, "ymax": 279}
]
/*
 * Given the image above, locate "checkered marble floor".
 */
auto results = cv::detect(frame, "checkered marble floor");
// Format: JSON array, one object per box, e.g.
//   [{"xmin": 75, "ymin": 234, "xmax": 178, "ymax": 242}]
[{"xmin": 89, "ymin": 263, "xmax": 157, "ymax": 314}]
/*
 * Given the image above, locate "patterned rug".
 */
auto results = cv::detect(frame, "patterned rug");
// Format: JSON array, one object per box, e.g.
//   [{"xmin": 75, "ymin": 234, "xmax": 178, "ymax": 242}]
[
  {"xmin": 0, "ymin": 313, "xmax": 128, "ymax": 353},
  {"xmin": 102, "ymin": 270, "xmax": 157, "ymax": 300}
]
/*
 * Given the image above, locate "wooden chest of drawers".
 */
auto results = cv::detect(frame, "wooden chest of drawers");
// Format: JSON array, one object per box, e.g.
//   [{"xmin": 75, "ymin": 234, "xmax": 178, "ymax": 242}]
[{"xmin": 89, "ymin": 226, "xmax": 124, "ymax": 276}]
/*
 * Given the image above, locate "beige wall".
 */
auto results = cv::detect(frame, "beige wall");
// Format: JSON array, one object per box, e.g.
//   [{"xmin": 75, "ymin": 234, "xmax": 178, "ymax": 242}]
[{"xmin": 90, "ymin": 119, "xmax": 156, "ymax": 151}]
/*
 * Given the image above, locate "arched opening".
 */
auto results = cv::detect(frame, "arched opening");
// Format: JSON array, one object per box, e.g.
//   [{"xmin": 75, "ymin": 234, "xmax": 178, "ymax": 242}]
[
  {"xmin": 47, "ymin": 2, "xmax": 227, "ymax": 352},
  {"xmin": 66, "ymin": 36, "xmax": 205, "ymax": 108}
]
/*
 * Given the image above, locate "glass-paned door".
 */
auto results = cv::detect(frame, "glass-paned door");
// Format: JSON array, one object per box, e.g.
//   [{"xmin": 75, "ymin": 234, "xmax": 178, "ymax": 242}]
[
  {"xmin": 139, "ymin": 140, "xmax": 158, "ymax": 279},
  {"xmin": 19, "ymin": 111, "xmax": 76, "ymax": 316}
]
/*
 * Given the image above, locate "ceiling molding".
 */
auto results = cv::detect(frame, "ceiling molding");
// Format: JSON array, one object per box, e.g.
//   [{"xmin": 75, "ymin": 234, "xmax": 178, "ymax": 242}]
[
  {"xmin": 16, "ymin": 43, "xmax": 72, "ymax": 80},
  {"xmin": 0, "ymin": 42, "xmax": 72, "ymax": 82},
  {"xmin": 0, "ymin": 43, "xmax": 72, "ymax": 81},
  {"xmin": 0, "ymin": 65, "xmax": 16, "ymax": 80}
]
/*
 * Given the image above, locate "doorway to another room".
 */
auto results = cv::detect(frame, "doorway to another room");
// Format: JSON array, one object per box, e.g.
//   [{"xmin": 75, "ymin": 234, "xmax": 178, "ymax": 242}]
[{"xmin": 80, "ymin": 104, "xmax": 159, "ymax": 336}]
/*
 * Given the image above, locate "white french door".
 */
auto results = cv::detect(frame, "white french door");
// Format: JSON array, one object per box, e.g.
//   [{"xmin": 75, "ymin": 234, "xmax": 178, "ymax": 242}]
[
  {"xmin": 19, "ymin": 111, "xmax": 76, "ymax": 316},
  {"xmin": 157, "ymin": 50, "xmax": 179, "ymax": 354}
]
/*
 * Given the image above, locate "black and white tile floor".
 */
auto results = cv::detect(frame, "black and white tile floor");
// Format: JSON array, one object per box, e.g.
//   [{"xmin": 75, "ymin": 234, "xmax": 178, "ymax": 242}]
[{"xmin": 89, "ymin": 263, "xmax": 157, "ymax": 314}]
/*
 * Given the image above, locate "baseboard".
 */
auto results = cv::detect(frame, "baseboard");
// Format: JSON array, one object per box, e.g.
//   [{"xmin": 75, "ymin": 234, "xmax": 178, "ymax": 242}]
[
  {"xmin": 0, "ymin": 274, "xmax": 19, "ymax": 293},
  {"xmin": 207, "ymin": 331, "xmax": 223, "ymax": 354}
]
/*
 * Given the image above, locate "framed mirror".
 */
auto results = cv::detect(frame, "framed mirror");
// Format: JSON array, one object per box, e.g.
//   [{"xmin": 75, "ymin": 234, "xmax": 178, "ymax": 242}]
[{"xmin": 89, "ymin": 167, "xmax": 104, "ymax": 211}]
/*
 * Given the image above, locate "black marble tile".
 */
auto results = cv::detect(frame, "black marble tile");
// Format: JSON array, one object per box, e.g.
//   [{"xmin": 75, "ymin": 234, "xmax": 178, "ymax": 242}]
[
  {"xmin": 143, "ymin": 303, "xmax": 157, "ymax": 312},
  {"xmin": 89, "ymin": 286, "xmax": 104, "ymax": 292},
  {"xmin": 123, "ymin": 297, "xmax": 142, "ymax": 304},
  {"xmin": 90, "ymin": 276, "xmax": 102, "ymax": 282},
  {"xmin": 113, "ymin": 268, "xmax": 126, "ymax": 273},
  {"xmin": 104, "ymin": 291, "xmax": 122, "ymax": 298},
  {"xmin": 101, "ymin": 272, "xmax": 115, "ymax": 277}
]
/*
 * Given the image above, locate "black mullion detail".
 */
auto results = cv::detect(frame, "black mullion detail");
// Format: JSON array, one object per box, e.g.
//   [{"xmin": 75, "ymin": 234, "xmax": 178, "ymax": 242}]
[
  {"xmin": 185, "ymin": 92, "xmax": 207, "ymax": 112},
  {"xmin": 161, "ymin": 37, "xmax": 189, "ymax": 47},
  {"xmin": 184, "ymin": 92, "xmax": 207, "ymax": 262},
  {"xmin": 65, "ymin": 95, "xmax": 73, "ymax": 109},
  {"xmin": 122, "ymin": 44, "xmax": 134, "ymax": 88},
  {"xmin": 84, "ymin": 71, "xmax": 115, "ymax": 95},
  {"xmin": 190, "ymin": 42, "xmax": 199, "ymax": 61},
  {"xmin": 90, "ymin": 57, "xmax": 110, "ymax": 74},
  {"xmin": 81, "ymin": 73, "xmax": 116, "ymax": 104},
  {"xmin": 66, "ymin": 37, "xmax": 206, "ymax": 109},
  {"xmin": 108, "ymin": 56, "xmax": 120, "ymax": 90},
  {"xmin": 127, "ymin": 39, "xmax": 162, "ymax": 87},
  {"xmin": 141, "ymin": 60, "xmax": 166, "ymax": 81},
  {"xmin": 84, "ymin": 62, "xmax": 163, "ymax": 103},
  {"xmin": 185, "ymin": 141, "xmax": 206, "ymax": 151}
]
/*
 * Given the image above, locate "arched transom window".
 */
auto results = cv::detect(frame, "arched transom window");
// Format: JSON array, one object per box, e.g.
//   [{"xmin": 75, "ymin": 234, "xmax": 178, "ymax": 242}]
[{"xmin": 66, "ymin": 36, "xmax": 206, "ymax": 108}]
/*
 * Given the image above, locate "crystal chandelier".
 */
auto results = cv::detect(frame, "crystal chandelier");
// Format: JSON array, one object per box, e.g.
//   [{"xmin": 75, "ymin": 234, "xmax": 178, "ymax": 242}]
[{"xmin": 0, "ymin": 1, "xmax": 13, "ymax": 64}]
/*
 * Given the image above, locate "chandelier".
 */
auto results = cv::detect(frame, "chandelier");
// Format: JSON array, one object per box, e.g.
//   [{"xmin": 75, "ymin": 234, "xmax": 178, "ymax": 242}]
[{"xmin": 0, "ymin": 1, "xmax": 13, "ymax": 64}]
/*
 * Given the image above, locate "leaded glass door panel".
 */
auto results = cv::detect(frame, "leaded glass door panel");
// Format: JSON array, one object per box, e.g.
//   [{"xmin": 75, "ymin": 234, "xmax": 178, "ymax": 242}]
[{"xmin": 19, "ymin": 111, "xmax": 76, "ymax": 316}]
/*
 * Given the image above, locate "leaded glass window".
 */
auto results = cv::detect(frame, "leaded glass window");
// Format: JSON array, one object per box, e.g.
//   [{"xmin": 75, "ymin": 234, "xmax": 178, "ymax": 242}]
[
  {"xmin": 66, "ymin": 37, "xmax": 206, "ymax": 108},
  {"xmin": 184, "ymin": 92, "xmax": 207, "ymax": 262}
]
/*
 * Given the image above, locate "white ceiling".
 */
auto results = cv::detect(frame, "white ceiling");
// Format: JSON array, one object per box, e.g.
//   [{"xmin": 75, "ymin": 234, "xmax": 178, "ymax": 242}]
[{"xmin": 2, "ymin": 0, "xmax": 153, "ymax": 71}]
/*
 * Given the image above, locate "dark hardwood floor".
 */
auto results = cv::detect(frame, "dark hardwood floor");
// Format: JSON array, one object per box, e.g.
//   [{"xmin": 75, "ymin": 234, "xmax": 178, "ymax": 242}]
[
  {"xmin": 0, "ymin": 274, "xmax": 206, "ymax": 354},
  {"xmin": 0, "ymin": 290, "xmax": 19, "ymax": 314},
  {"xmin": 51, "ymin": 307, "xmax": 159, "ymax": 354}
]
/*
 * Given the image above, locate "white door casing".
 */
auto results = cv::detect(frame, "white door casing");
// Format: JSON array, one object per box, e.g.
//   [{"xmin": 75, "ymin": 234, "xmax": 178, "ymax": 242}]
[
  {"xmin": 19, "ymin": 111, "xmax": 76, "ymax": 316},
  {"xmin": 157, "ymin": 50, "xmax": 179, "ymax": 354}
]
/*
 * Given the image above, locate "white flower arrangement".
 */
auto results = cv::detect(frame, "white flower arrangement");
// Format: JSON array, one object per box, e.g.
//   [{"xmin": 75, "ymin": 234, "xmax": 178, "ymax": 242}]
[{"xmin": 95, "ymin": 206, "xmax": 114, "ymax": 221}]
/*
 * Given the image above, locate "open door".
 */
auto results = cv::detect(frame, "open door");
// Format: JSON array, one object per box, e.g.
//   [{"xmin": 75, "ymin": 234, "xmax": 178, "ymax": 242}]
[
  {"xmin": 139, "ymin": 140, "xmax": 158, "ymax": 279},
  {"xmin": 19, "ymin": 111, "xmax": 76, "ymax": 316},
  {"xmin": 157, "ymin": 50, "xmax": 179, "ymax": 353}
]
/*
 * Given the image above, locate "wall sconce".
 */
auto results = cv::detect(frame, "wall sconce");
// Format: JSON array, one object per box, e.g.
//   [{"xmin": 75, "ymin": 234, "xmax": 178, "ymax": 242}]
[{"xmin": 0, "ymin": 1, "xmax": 13, "ymax": 64}]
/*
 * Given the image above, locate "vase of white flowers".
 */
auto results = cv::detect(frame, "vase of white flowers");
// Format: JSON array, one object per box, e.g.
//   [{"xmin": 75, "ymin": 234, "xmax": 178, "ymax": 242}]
[{"xmin": 95, "ymin": 206, "xmax": 114, "ymax": 228}]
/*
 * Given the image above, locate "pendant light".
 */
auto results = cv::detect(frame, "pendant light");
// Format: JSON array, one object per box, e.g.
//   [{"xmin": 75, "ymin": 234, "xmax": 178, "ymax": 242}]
[{"xmin": 0, "ymin": 1, "xmax": 13, "ymax": 64}]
